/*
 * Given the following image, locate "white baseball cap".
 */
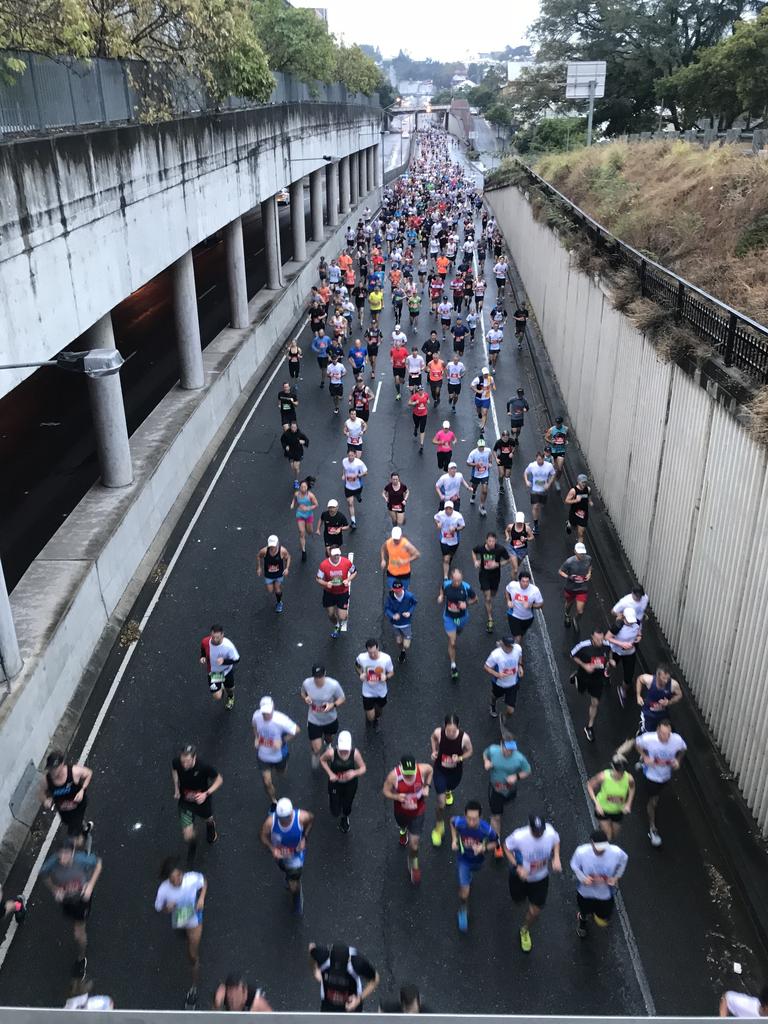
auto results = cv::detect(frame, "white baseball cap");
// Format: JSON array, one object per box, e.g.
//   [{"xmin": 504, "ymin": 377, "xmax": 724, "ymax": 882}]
[
  {"xmin": 327, "ymin": 498, "xmax": 339, "ymax": 507},
  {"xmin": 448, "ymin": 461, "xmax": 457, "ymax": 469},
  {"xmin": 444, "ymin": 499, "xmax": 454, "ymax": 508},
  {"xmin": 275, "ymin": 797, "xmax": 293, "ymax": 818},
  {"xmin": 442, "ymin": 420, "xmax": 451, "ymax": 429},
  {"xmin": 391, "ymin": 526, "xmax": 403, "ymax": 540},
  {"xmin": 481, "ymin": 366, "xmax": 489, "ymax": 374},
  {"xmin": 337, "ymin": 730, "xmax": 353, "ymax": 751},
  {"xmin": 330, "ymin": 547, "xmax": 342, "ymax": 556},
  {"xmin": 515, "ymin": 511, "xmax": 525, "ymax": 523},
  {"xmin": 259, "ymin": 696, "xmax": 274, "ymax": 714},
  {"xmin": 574, "ymin": 542, "xmax": 587, "ymax": 554},
  {"xmin": 267, "ymin": 534, "xmax": 279, "ymax": 547}
]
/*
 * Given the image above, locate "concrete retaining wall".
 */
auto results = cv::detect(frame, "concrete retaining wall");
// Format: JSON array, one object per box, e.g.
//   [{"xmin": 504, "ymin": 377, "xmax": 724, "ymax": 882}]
[
  {"xmin": 0, "ymin": 103, "xmax": 380, "ymax": 398},
  {"xmin": 486, "ymin": 182, "xmax": 768, "ymax": 834},
  {"xmin": 0, "ymin": 187, "xmax": 381, "ymax": 852}
]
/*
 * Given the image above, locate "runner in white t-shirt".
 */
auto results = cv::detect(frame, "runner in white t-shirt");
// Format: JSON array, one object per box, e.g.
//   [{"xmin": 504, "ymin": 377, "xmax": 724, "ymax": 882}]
[
  {"xmin": 341, "ymin": 452, "xmax": 367, "ymax": 529},
  {"xmin": 467, "ymin": 439, "xmax": 492, "ymax": 516},
  {"xmin": 343, "ymin": 410, "xmax": 366, "ymax": 452},
  {"xmin": 435, "ymin": 464, "xmax": 471, "ymax": 511},
  {"xmin": 434, "ymin": 501, "xmax": 466, "ymax": 578},
  {"xmin": 720, "ymin": 987, "xmax": 768, "ymax": 1018},
  {"xmin": 445, "ymin": 356, "xmax": 466, "ymax": 411},
  {"xmin": 504, "ymin": 814, "xmax": 561, "ymax": 953},
  {"xmin": 524, "ymin": 452, "xmax": 556, "ymax": 534},
  {"xmin": 635, "ymin": 720, "xmax": 686, "ymax": 848},
  {"xmin": 483, "ymin": 637, "xmax": 524, "ymax": 725},
  {"xmin": 355, "ymin": 639, "xmax": 395, "ymax": 731},
  {"xmin": 505, "ymin": 571, "xmax": 544, "ymax": 644},
  {"xmin": 251, "ymin": 696, "xmax": 300, "ymax": 805}
]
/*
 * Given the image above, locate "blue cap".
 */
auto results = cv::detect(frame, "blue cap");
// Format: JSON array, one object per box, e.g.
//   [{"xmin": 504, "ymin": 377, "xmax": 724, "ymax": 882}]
[{"xmin": 503, "ymin": 739, "xmax": 518, "ymax": 751}]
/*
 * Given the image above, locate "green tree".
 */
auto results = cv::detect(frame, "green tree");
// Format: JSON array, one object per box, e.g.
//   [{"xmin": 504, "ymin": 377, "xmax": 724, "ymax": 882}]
[
  {"xmin": 335, "ymin": 42, "xmax": 382, "ymax": 96},
  {"xmin": 515, "ymin": 116, "xmax": 588, "ymax": 154},
  {"xmin": 251, "ymin": 0, "xmax": 336, "ymax": 83},
  {"xmin": 0, "ymin": 0, "xmax": 91, "ymax": 74}
]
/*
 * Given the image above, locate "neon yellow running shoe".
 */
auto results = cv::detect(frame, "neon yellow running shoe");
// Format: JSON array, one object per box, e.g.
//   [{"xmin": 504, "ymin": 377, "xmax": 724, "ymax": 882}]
[
  {"xmin": 520, "ymin": 926, "xmax": 532, "ymax": 953},
  {"xmin": 431, "ymin": 822, "xmax": 445, "ymax": 847},
  {"xmin": 445, "ymin": 791, "xmax": 454, "ymax": 806}
]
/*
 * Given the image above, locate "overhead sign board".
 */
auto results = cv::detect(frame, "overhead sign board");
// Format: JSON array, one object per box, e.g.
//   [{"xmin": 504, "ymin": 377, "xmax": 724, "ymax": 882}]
[{"xmin": 566, "ymin": 61, "xmax": 606, "ymax": 99}]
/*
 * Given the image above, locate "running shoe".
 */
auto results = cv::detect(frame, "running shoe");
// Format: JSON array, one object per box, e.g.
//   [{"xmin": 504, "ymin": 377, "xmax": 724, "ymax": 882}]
[
  {"xmin": 330, "ymin": 627, "xmax": 341, "ymax": 639},
  {"xmin": 350, "ymin": 517, "xmax": 357, "ymax": 528},
  {"xmin": 520, "ymin": 925, "xmax": 532, "ymax": 952},
  {"xmin": 451, "ymin": 667, "xmax": 460, "ymax": 682},
  {"xmin": 565, "ymin": 520, "xmax": 572, "ymax": 534},
  {"xmin": 225, "ymin": 694, "xmax": 235, "ymax": 710},
  {"xmin": 532, "ymin": 522, "xmax": 539, "ymax": 536},
  {"xmin": 486, "ymin": 618, "xmax": 494, "ymax": 633},
  {"xmin": 617, "ymin": 687, "xmax": 626, "ymax": 708},
  {"xmin": 576, "ymin": 917, "xmax": 588, "ymax": 939},
  {"xmin": 479, "ymin": 506, "xmax": 487, "ymax": 517},
  {"xmin": 489, "ymin": 703, "xmax": 498, "ymax": 719},
  {"xmin": 293, "ymin": 480, "xmax": 300, "ymax": 490},
  {"xmin": 396, "ymin": 393, "xmax": 401, "ymax": 401},
  {"xmin": 398, "ymin": 650, "xmax": 407, "ymax": 663},
  {"xmin": 206, "ymin": 822, "xmax": 218, "ymax": 844},
  {"xmin": 583, "ymin": 726, "xmax": 595, "ymax": 743},
  {"xmin": 555, "ymin": 481, "xmax": 561, "ymax": 492},
  {"xmin": 564, "ymin": 614, "xmax": 572, "ymax": 628},
  {"xmin": 301, "ymin": 550, "xmax": 307, "ymax": 562},
  {"xmin": 418, "ymin": 448, "xmax": 423, "ymax": 456},
  {"xmin": 593, "ymin": 914, "xmax": 609, "ymax": 927},
  {"xmin": 648, "ymin": 828, "xmax": 663, "ymax": 848},
  {"xmin": 469, "ymin": 494, "xmax": 475, "ymax": 504},
  {"xmin": 457, "ymin": 907, "xmax": 468, "ymax": 932},
  {"xmin": 445, "ymin": 791, "xmax": 454, "ymax": 807},
  {"xmin": 275, "ymin": 601, "xmax": 284, "ymax": 613},
  {"xmin": 339, "ymin": 816, "xmax": 351, "ymax": 834},
  {"xmin": 431, "ymin": 822, "xmax": 444, "ymax": 847},
  {"xmin": 12, "ymin": 896, "xmax": 26, "ymax": 925},
  {"xmin": 398, "ymin": 828, "xmax": 408, "ymax": 848},
  {"xmin": 184, "ymin": 987, "xmax": 199, "ymax": 1010},
  {"xmin": 494, "ymin": 843, "xmax": 504, "ymax": 860}
]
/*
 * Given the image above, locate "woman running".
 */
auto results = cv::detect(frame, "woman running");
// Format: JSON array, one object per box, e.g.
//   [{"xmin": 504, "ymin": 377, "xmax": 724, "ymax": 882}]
[
  {"xmin": 154, "ymin": 857, "xmax": 207, "ymax": 1009},
  {"xmin": 286, "ymin": 339, "xmax": 302, "ymax": 381},
  {"xmin": 291, "ymin": 476, "xmax": 318, "ymax": 562},
  {"xmin": 587, "ymin": 756, "xmax": 635, "ymax": 842}
]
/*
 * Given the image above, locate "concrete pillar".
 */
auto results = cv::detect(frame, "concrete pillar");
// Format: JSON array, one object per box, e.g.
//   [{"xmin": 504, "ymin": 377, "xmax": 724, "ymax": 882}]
[
  {"xmin": 339, "ymin": 156, "xmax": 350, "ymax": 215},
  {"xmin": 367, "ymin": 147, "xmax": 375, "ymax": 192},
  {"xmin": 84, "ymin": 312, "xmax": 133, "ymax": 488},
  {"xmin": 225, "ymin": 216, "xmax": 249, "ymax": 329},
  {"xmin": 261, "ymin": 195, "xmax": 282, "ymax": 290},
  {"xmin": 349, "ymin": 152, "xmax": 359, "ymax": 207},
  {"xmin": 170, "ymin": 251, "xmax": 204, "ymax": 390},
  {"xmin": 0, "ymin": 560, "xmax": 22, "ymax": 682},
  {"xmin": 325, "ymin": 162, "xmax": 340, "ymax": 227},
  {"xmin": 310, "ymin": 168, "xmax": 324, "ymax": 241},
  {"xmin": 289, "ymin": 180, "xmax": 306, "ymax": 262},
  {"xmin": 374, "ymin": 143, "xmax": 383, "ymax": 187},
  {"xmin": 360, "ymin": 148, "xmax": 369, "ymax": 195}
]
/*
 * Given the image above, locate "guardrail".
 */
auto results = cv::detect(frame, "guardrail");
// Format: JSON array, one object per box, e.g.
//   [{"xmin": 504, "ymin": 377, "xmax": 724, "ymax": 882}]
[
  {"xmin": 625, "ymin": 127, "xmax": 767, "ymax": 152},
  {"xmin": 496, "ymin": 160, "xmax": 768, "ymax": 386},
  {"xmin": 0, "ymin": 50, "xmax": 379, "ymax": 137}
]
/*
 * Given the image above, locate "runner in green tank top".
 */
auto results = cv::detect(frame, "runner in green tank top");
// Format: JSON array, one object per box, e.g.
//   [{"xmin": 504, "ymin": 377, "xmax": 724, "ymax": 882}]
[{"xmin": 587, "ymin": 756, "xmax": 635, "ymax": 841}]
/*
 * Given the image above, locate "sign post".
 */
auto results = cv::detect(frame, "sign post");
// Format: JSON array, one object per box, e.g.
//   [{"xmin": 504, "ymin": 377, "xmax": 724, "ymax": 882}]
[{"xmin": 566, "ymin": 61, "xmax": 606, "ymax": 147}]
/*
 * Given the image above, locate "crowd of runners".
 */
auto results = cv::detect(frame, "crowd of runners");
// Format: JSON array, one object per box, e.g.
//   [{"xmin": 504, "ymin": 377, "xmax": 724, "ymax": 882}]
[{"xmin": 1, "ymin": 126, "xmax": 763, "ymax": 1017}]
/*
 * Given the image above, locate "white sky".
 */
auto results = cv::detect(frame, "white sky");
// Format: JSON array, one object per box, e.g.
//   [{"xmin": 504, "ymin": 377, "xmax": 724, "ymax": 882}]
[{"xmin": 296, "ymin": 1, "xmax": 540, "ymax": 61}]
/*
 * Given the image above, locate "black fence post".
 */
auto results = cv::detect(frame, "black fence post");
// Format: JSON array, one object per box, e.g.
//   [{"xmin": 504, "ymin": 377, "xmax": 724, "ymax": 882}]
[
  {"xmin": 676, "ymin": 281, "xmax": 685, "ymax": 322},
  {"xmin": 724, "ymin": 312, "xmax": 737, "ymax": 367},
  {"xmin": 639, "ymin": 259, "xmax": 646, "ymax": 298}
]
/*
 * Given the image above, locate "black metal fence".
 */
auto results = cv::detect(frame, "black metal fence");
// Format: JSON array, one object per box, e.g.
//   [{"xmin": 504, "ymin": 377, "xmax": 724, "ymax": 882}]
[
  {"xmin": 505, "ymin": 161, "xmax": 768, "ymax": 386},
  {"xmin": 0, "ymin": 51, "xmax": 379, "ymax": 136}
]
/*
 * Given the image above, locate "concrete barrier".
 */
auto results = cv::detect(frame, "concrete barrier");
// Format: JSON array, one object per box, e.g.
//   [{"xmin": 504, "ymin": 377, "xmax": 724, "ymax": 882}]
[{"xmin": 0, "ymin": 187, "xmax": 382, "ymax": 859}]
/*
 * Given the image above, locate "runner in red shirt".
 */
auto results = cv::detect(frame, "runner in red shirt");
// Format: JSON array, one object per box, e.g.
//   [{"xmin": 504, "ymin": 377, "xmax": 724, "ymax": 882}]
[
  {"xmin": 315, "ymin": 549, "xmax": 358, "ymax": 638},
  {"xmin": 383, "ymin": 756, "xmax": 434, "ymax": 885},
  {"xmin": 429, "ymin": 276, "xmax": 443, "ymax": 316},
  {"xmin": 408, "ymin": 385, "xmax": 430, "ymax": 454},
  {"xmin": 390, "ymin": 343, "xmax": 409, "ymax": 401}
]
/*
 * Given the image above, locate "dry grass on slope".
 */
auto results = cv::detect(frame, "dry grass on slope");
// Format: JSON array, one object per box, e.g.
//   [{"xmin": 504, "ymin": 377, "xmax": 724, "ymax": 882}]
[{"xmin": 535, "ymin": 141, "xmax": 768, "ymax": 325}]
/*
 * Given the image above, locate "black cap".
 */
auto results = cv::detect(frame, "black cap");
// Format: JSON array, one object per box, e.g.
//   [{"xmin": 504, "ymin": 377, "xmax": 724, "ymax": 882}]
[
  {"xmin": 501, "ymin": 635, "xmax": 515, "ymax": 646},
  {"xmin": 391, "ymin": 580, "xmax": 404, "ymax": 590},
  {"xmin": 517, "ymin": 387, "xmax": 524, "ymax": 394},
  {"xmin": 180, "ymin": 744, "xmax": 196, "ymax": 756},
  {"xmin": 555, "ymin": 416, "xmax": 563, "ymax": 424},
  {"xmin": 529, "ymin": 814, "xmax": 545, "ymax": 837},
  {"xmin": 45, "ymin": 751, "xmax": 65, "ymax": 770},
  {"xmin": 312, "ymin": 664, "xmax": 325, "ymax": 677},
  {"xmin": 400, "ymin": 755, "xmax": 417, "ymax": 774}
]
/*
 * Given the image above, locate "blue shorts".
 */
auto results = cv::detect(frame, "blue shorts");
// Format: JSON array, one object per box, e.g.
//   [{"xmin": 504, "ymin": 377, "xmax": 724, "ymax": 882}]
[
  {"xmin": 391, "ymin": 622, "xmax": 413, "ymax": 640},
  {"xmin": 475, "ymin": 398, "xmax": 490, "ymax": 408},
  {"xmin": 443, "ymin": 614, "xmax": 468, "ymax": 635},
  {"xmin": 265, "ymin": 576, "xmax": 283, "ymax": 586},
  {"xmin": 457, "ymin": 858, "xmax": 483, "ymax": 888}
]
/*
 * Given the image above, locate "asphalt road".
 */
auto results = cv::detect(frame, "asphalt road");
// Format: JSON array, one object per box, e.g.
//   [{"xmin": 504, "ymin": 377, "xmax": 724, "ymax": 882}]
[
  {"xmin": 0, "ymin": 133, "xmax": 402, "ymax": 592},
  {"xmin": 0, "ymin": 154, "xmax": 763, "ymax": 1015}
]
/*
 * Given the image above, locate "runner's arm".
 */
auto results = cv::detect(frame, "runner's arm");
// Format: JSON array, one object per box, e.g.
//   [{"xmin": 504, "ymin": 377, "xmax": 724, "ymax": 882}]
[
  {"xmin": 172, "ymin": 768, "xmax": 180, "ymax": 800},
  {"xmin": 206, "ymin": 772, "xmax": 223, "ymax": 798}
]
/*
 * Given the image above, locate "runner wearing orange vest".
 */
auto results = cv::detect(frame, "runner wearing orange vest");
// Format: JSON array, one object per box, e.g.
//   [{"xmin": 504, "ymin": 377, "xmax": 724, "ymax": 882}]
[{"xmin": 380, "ymin": 528, "xmax": 420, "ymax": 585}]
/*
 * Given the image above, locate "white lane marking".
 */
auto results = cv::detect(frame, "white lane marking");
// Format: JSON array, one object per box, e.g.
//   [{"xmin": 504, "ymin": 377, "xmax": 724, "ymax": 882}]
[
  {"xmin": 340, "ymin": 549, "xmax": 354, "ymax": 632},
  {"xmin": 472, "ymin": 235, "xmax": 656, "ymax": 1015},
  {"xmin": 0, "ymin": 321, "xmax": 305, "ymax": 972},
  {"xmin": 372, "ymin": 381, "xmax": 382, "ymax": 413}
]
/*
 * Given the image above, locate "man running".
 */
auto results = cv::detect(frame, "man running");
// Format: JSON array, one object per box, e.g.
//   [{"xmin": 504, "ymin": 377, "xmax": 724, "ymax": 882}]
[
  {"xmin": 281, "ymin": 421, "xmax": 309, "ymax": 489},
  {"xmin": 213, "ymin": 975, "xmax": 272, "ymax": 1012},
  {"xmin": 507, "ymin": 387, "xmax": 529, "ymax": 439},
  {"xmin": 564, "ymin": 473, "xmax": 593, "ymax": 542},
  {"xmin": 172, "ymin": 744, "xmax": 223, "ymax": 862},
  {"xmin": 435, "ymin": 463, "xmax": 471, "ymax": 512},
  {"xmin": 493, "ymin": 429, "xmax": 517, "ymax": 483},
  {"xmin": 524, "ymin": 452, "xmax": 556, "ymax": 535},
  {"xmin": 472, "ymin": 532, "xmax": 511, "ymax": 633},
  {"xmin": 504, "ymin": 569, "xmax": 544, "ymax": 646},
  {"xmin": 311, "ymin": 331, "xmax": 331, "ymax": 388},
  {"xmin": 308, "ymin": 942, "xmax": 380, "ymax": 1012},
  {"xmin": 434, "ymin": 499, "xmax": 466, "ymax": 579},
  {"xmin": 587, "ymin": 757, "xmax": 635, "ymax": 842},
  {"xmin": 277, "ymin": 381, "xmax": 299, "ymax": 432},
  {"xmin": 40, "ymin": 840, "xmax": 103, "ymax": 982},
  {"xmin": 316, "ymin": 547, "xmax": 357, "ymax": 637},
  {"xmin": 406, "ymin": 346, "xmax": 426, "ymax": 396},
  {"xmin": 326, "ymin": 353, "xmax": 347, "ymax": 415},
  {"xmin": 199, "ymin": 624, "xmax": 240, "ymax": 710},
  {"xmin": 430, "ymin": 713, "xmax": 473, "ymax": 847},
  {"xmin": 470, "ymin": 368, "xmax": 495, "ymax": 436},
  {"xmin": 558, "ymin": 542, "xmax": 593, "ymax": 632},
  {"xmin": 636, "ymin": 720, "xmax": 686, "ymax": 847},
  {"xmin": 607, "ymin": 606, "xmax": 642, "ymax": 707},
  {"xmin": 483, "ymin": 738, "xmax": 531, "ymax": 860},
  {"xmin": 427, "ymin": 352, "xmax": 446, "ymax": 406},
  {"xmin": 513, "ymin": 305, "xmax": 529, "ymax": 349},
  {"xmin": 256, "ymin": 535, "xmax": 291, "ymax": 614},
  {"xmin": 383, "ymin": 756, "xmax": 434, "ymax": 885},
  {"xmin": 320, "ymin": 730, "xmax": 367, "ymax": 833},
  {"xmin": 260, "ymin": 798, "xmax": 314, "ymax": 915},
  {"xmin": 450, "ymin": 801, "xmax": 497, "ymax": 933},
  {"xmin": 363, "ymin": 319, "xmax": 381, "ymax": 380},
  {"xmin": 300, "ymin": 665, "xmax": 346, "ymax": 770},
  {"xmin": 571, "ymin": 829, "xmax": 629, "ymax": 939},
  {"xmin": 505, "ymin": 510, "xmax": 534, "ymax": 574},
  {"xmin": 380, "ymin": 527, "xmax": 420, "ymax": 587},
  {"xmin": 437, "ymin": 567, "xmax": 477, "ymax": 682},
  {"xmin": 484, "ymin": 636, "xmax": 524, "ymax": 724},
  {"xmin": 317, "ymin": 498, "xmax": 349, "ymax": 555},
  {"xmin": 571, "ymin": 627, "xmax": 615, "ymax": 742},
  {"xmin": 356, "ymin": 638, "xmax": 395, "ymax": 731},
  {"xmin": 445, "ymin": 355, "xmax": 465, "ymax": 412},
  {"xmin": 384, "ymin": 579, "xmax": 418, "ymax": 663},
  {"xmin": 343, "ymin": 408, "xmax": 366, "ymax": 453},
  {"xmin": 390, "ymin": 334, "xmax": 409, "ymax": 401},
  {"xmin": 466, "ymin": 437, "xmax": 492, "ymax": 516},
  {"xmin": 543, "ymin": 416, "xmax": 569, "ymax": 491},
  {"xmin": 42, "ymin": 753, "xmax": 94, "ymax": 849},
  {"xmin": 612, "ymin": 584, "xmax": 650, "ymax": 626},
  {"xmin": 341, "ymin": 450, "xmax": 367, "ymax": 529},
  {"xmin": 251, "ymin": 696, "xmax": 300, "ymax": 807},
  {"xmin": 504, "ymin": 813, "xmax": 561, "ymax": 952}
]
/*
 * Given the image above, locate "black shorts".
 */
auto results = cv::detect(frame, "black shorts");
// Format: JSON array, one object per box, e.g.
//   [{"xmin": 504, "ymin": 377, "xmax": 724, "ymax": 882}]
[
  {"xmin": 316, "ymin": 356, "xmax": 329, "ymax": 367},
  {"xmin": 582, "ymin": 673, "xmax": 607, "ymax": 701},
  {"xmin": 496, "ymin": 457, "xmax": 513, "ymax": 470},
  {"xmin": 329, "ymin": 383, "xmax": 343, "ymax": 397},
  {"xmin": 577, "ymin": 893, "xmax": 614, "ymax": 920},
  {"xmin": 58, "ymin": 803, "xmax": 88, "ymax": 836},
  {"xmin": 447, "ymin": 383, "xmax": 462, "ymax": 395},
  {"xmin": 344, "ymin": 486, "xmax": 363, "ymax": 500},
  {"xmin": 433, "ymin": 765, "xmax": 463, "ymax": 795},
  {"xmin": 413, "ymin": 415, "xmax": 427, "ymax": 432},
  {"xmin": 488, "ymin": 782, "xmax": 517, "ymax": 815},
  {"xmin": 440, "ymin": 542, "xmax": 459, "ymax": 558},
  {"xmin": 258, "ymin": 755, "xmax": 288, "ymax": 774},
  {"xmin": 530, "ymin": 491, "xmax": 548, "ymax": 505},
  {"xmin": 453, "ymin": 342, "xmax": 465, "ymax": 355},
  {"xmin": 509, "ymin": 419, "xmax": 524, "ymax": 430},
  {"xmin": 509, "ymin": 872, "xmax": 549, "ymax": 908},
  {"xmin": 280, "ymin": 412, "xmax": 296, "ymax": 425},
  {"xmin": 642, "ymin": 776, "xmax": 668, "ymax": 799},
  {"xmin": 362, "ymin": 695, "xmax": 387, "ymax": 710},
  {"xmin": 322, "ymin": 591, "xmax": 350, "ymax": 609},
  {"xmin": 595, "ymin": 808, "xmax": 624, "ymax": 823},
  {"xmin": 491, "ymin": 682, "xmax": 519, "ymax": 707},
  {"xmin": 393, "ymin": 367, "xmax": 406, "ymax": 380},
  {"xmin": 367, "ymin": 343, "xmax": 379, "ymax": 357},
  {"xmin": 440, "ymin": 318, "xmax": 451, "ymax": 327},
  {"xmin": 408, "ymin": 374, "xmax": 422, "ymax": 388},
  {"xmin": 277, "ymin": 861, "xmax": 303, "ymax": 881},
  {"xmin": 307, "ymin": 719, "xmax": 338, "ymax": 741},
  {"xmin": 507, "ymin": 615, "xmax": 534, "ymax": 636},
  {"xmin": 569, "ymin": 512, "xmax": 588, "ymax": 528},
  {"xmin": 62, "ymin": 896, "xmax": 92, "ymax": 922},
  {"xmin": 479, "ymin": 571, "xmax": 501, "ymax": 594}
]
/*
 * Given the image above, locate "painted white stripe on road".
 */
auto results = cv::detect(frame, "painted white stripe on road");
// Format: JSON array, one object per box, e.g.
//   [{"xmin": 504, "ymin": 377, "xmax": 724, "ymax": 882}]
[
  {"xmin": 0, "ymin": 322, "xmax": 305, "ymax": 972},
  {"xmin": 472, "ymin": 237, "xmax": 656, "ymax": 1015},
  {"xmin": 339, "ymin": 549, "xmax": 354, "ymax": 632},
  {"xmin": 372, "ymin": 381, "xmax": 382, "ymax": 413}
]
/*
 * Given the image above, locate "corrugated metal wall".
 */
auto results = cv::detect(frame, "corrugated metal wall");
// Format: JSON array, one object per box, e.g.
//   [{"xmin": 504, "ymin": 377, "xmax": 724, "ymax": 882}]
[{"xmin": 488, "ymin": 184, "xmax": 768, "ymax": 833}]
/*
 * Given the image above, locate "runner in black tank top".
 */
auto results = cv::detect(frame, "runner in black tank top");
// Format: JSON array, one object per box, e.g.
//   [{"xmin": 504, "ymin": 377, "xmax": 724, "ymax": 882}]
[
  {"xmin": 429, "ymin": 714, "xmax": 473, "ymax": 848},
  {"xmin": 44, "ymin": 753, "xmax": 93, "ymax": 842},
  {"xmin": 257, "ymin": 538, "xmax": 291, "ymax": 613},
  {"xmin": 320, "ymin": 732, "xmax": 366, "ymax": 833},
  {"xmin": 214, "ymin": 975, "xmax": 271, "ymax": 1012}
]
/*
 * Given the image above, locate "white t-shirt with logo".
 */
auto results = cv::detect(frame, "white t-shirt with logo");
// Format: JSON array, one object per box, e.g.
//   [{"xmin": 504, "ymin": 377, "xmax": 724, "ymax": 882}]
[
  {"xmin": 506, "ymin": 581, "xmax": 543, "ymax": 621},
  {"xmin": 467, "ymin": 448, "xmax": 491, "ymax": 478},
  {"xmin": 344, "ymin": 418, "xmax": 364, "ymax": 444},
  {"xmin": 251, "ymin": 710, "xmax": 299, "ymax": 764},
  {"xmin": 406, "ymin": 354, "xmax": 425, "ymax": 376},
  {"xmin": 446, "ymin": 361, "xmax": 465, "ymax": 384},
  {"xmin": 327, "ymin": 362, "xmax": 346, "ymax": 385},
  {"xmin": 342, "ymin": 457, "xmax": 367, "ymax": 490},
  {"xmin": 434, "ymin": 510, "xmax": 465, "ymax": 546},
  {"xmin": 526, "ymin": 460, "xmax": 556, "ymax": 493},
  {"xmin": 485, "ymin": 644, "xmax": 523, "ymax": 688},
  {"xmin": 356, "ymin": 652, "xmax": 395, "ymax": 698},
  {"xmin": 505, "ymin": 824, "xmax": 560, "ymax": 882},
  {"xmin": 570, "ymin": 842, "xmax": 628, "ymax": 900},
  {"xmin": 301, "ymin": 677, "xmax": 345, "ymax": 726},
  {"xmin": 637, "ymin": 731, "xmax": 687, "ymax": 783},
  {"xmin": 436, "ymin": 472, "xmax": 465, "ymax": 501}
]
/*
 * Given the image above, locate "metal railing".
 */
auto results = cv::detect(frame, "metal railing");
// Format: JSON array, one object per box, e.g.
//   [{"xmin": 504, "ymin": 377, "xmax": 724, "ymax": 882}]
[
  {"xmin": 0, "ymin": 51, "xmax": 379, "ymax": 137},
  {"xmin": 493, "ymin": 160, "xmax": 768, "ymax": 386}
]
